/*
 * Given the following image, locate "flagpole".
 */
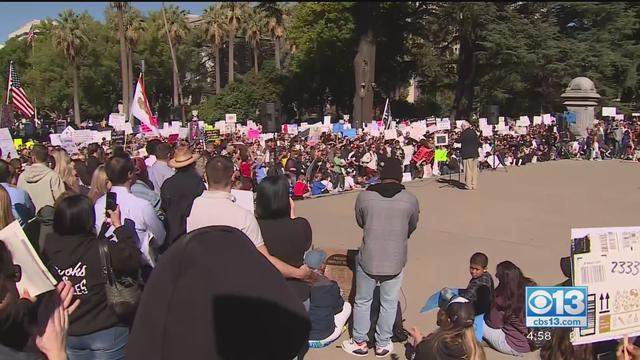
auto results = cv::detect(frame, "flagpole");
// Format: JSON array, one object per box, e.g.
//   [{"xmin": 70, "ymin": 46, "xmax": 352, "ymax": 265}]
[
  {"xmin": 5, "ymin": 62, "xmax": 11, "ymax": 105},
  {"xmin": 32, "ymin": 35, "xmax": 37, "ymax": 124}
]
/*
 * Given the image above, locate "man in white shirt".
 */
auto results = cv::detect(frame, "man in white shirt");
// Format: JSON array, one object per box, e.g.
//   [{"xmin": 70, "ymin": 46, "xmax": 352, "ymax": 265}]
[
  {"xmin": 188, "ymin": 156, "xmax": 313, "ymax": 281},
  {"xmin": 95, "ymin": 153, "xmax": 166, "ymax": 267}
]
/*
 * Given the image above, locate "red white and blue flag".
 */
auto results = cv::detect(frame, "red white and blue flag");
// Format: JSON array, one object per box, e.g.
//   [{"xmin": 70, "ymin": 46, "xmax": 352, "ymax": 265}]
[{"xmin": 6, "ymin": 62, "xmax": 35, "ymax": 118}]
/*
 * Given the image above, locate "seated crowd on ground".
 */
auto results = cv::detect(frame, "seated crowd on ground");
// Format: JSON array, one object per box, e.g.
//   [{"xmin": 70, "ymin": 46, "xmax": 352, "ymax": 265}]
[{"xmin": 0, "ymin": 116, "xmax": 639, "ymax": 360}]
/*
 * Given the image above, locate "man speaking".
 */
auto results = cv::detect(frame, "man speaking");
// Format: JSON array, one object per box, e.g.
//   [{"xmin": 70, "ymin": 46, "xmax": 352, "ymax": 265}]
[{"xmin": 460, "ymin": 121, "xmax": 480, "ymax": 190}]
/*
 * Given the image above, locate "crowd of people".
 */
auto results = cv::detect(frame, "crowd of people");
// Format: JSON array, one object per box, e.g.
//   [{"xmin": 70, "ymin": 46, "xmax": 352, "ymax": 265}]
[{"xmin": 0, "ymin": 114, "xmax": 639, "ymax": 360}]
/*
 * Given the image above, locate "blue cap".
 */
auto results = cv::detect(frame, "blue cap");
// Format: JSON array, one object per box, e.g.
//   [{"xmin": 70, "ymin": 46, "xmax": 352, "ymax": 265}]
[{"xmin": 304, "ymin": 250, "xmax": 327, "ymax": 270}]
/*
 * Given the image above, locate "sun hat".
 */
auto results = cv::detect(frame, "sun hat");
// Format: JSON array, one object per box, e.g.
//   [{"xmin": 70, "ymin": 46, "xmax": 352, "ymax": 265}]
[{"xmin": 168, "ymin": 144, "xmax": 201, "ymax": 169}]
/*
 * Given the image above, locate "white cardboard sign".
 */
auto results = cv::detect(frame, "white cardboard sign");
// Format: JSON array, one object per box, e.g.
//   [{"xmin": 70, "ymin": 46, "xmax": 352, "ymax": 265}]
[
  {"xmin": 601, "ymin": 107, "xmax": 616, "ymax": 117},
  {"xmin": 225, "ymin": 113, "xmax": 237, "ymax": 123}
]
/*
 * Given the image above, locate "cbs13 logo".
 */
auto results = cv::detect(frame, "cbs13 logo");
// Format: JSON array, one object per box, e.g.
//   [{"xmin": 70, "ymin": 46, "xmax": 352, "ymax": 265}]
[{"xmin": 526, "ymin": 287, "xmax": 588, "ymax": 317}]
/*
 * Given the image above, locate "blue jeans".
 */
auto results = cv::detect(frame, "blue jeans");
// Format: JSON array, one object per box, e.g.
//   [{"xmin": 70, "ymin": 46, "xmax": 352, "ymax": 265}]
[
  {"xmin": 352, "ymin": 263, "xmax": 404, "ymax": 347},
  {"xmin": 67, "ymin": 326, "xmax": 129, "ymax": 360}
]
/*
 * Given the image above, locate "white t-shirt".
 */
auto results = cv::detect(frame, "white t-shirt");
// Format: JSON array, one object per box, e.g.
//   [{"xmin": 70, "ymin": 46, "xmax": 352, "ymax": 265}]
[
  {"xmin": 344, "ymin": 176, "xmax": 356, "ymax": 190},
  {"xmin": 187, "ymin": 191, "xmax": 264, "ymax": 247},
  {"xmin": 402, "ymin": 145, "xmax": 414, "ymax": 166}
]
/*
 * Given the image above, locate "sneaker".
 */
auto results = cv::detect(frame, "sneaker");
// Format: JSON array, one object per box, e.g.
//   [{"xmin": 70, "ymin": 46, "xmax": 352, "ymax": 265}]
[
  {"xmin": 341, "ymin": 339, "xmax": 368, "ymax": 357},
  {"xmin": 375, "ymin": 343, "xmax": 393, "ymax": 358}
]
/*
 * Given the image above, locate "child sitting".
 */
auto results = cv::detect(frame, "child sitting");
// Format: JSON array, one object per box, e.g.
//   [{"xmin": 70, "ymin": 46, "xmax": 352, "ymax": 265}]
[
  {"xmin": 304, "ymin": 250, "xmax": 352, "ymax": 348},
  {"xmin": 292, "ymin": 175, "xmax": 311, "ymax": 199},
  {"xmin": 310, "ymin": 173, "xmax": 328, "ymax": 196},
  {"xmin": 458, "ymin": 252, "xmax": 495, "ymax": 316}
]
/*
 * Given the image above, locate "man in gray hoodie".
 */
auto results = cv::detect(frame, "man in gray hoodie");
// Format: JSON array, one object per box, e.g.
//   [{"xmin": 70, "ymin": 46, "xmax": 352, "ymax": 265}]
[
  {"xmin": 17, "ymin": 144, "xmax": 65, "ymax": 212},
  {"xmin": 342, "ymin": 157, "xmax": 420, "ymax": 358}
]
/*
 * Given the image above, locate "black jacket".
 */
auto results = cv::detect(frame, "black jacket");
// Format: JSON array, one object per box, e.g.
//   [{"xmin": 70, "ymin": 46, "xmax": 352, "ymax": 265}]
[
  {"xmin": 308, "ymin": 275, "xmax": 343, "ymax": 340},
  {"xmin": 459, "ymin": 272, "xmax": 495, "ymax": 315},
  {"xmin": 42, "ymin": 226, "xmax": 142, "ymax": 336},
  {"xmin": 160, "ymin": 168, "xmax": 206, "ymax": 249},
  {"xmin": 460, "ymin": 128, "xmax": 480, "ymax": 160}
]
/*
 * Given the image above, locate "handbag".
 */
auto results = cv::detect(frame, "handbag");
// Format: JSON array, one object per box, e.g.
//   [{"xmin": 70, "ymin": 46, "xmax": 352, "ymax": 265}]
[{"xmin": 97, "ymin": 223, "xmax": 142, "ymax": 318}]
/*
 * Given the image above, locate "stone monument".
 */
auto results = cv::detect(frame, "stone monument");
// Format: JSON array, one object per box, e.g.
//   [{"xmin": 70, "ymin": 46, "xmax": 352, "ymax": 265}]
[{"xmin": 560, "ymin": 77, "xmax": 601, "ymax": 138}]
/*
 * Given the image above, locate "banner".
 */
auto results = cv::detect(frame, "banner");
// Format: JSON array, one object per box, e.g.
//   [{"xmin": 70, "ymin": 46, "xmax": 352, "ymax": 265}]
[
  {"xmin": 0, "ymin": 128, "xmax": 18, "ymax": 159},
  {"xmin": 601, "ymin": 107, "xmax": 616, "ymax": 117}
]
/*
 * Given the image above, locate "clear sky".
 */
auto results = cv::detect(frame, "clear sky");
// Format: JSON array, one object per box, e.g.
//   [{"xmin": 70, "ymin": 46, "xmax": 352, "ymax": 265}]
[{"xmin": 0, "ymin": 2, "xmax": 212, "ymax": 43}]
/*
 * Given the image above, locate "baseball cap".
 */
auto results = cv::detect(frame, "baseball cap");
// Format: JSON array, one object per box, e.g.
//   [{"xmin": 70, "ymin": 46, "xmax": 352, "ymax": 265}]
[{"xmin": 304, "ymin": 250, "xmax": 327, "ymax": 270}]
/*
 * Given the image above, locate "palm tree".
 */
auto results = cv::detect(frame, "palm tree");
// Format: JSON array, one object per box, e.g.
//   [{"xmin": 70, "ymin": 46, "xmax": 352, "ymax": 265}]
[
  {"xmin": 111, "ymin": 2, "xmax": 129, "ymax": 121},
  {"xmin": 257, "ymin": 2, "xmax": 287, "ymax": 70},
  {"xmin": 202, "ymin": 4, "xmax": 226, "ymax": 94},
  {"xmin": 220, "ymin": 2, "xmax": 248, "ymax": 83},
  {"xmin": 50, "ymin": 10, "xmax": 88, "ymax": 126},
  {"xmin": 160, "ymin": 4, "xmax": 189, "ymax": 109},
  {"xmin": 243, "ymin": 8, "xmax": 264, "ymax": 75},
  {"xmin": 124, "ymin": 8, "xmax": 146, "ymax": 104}
]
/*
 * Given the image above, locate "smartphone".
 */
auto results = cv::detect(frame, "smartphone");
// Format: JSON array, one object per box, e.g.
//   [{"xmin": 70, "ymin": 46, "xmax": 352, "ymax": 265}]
[{"xmin": 105, "ymin": 191, "xmax": 117, "ymax": 216}]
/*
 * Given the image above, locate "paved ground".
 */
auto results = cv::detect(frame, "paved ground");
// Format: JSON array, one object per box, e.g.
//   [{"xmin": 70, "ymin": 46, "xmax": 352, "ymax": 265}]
[{"xmin": 296, "ymin": 159, "xmax": 640, "ymax": 360}]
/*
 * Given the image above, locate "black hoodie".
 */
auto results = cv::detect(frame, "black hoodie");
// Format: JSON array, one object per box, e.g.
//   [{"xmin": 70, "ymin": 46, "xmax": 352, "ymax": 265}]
[{"xmin": 42, "ymin": 226, "xmax": 142, "ymax": 336}]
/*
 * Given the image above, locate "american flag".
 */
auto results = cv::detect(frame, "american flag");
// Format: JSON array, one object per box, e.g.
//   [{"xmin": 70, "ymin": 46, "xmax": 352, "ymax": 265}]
[
  {"xmin": 6, "ymin": 62, "xmax": 35, "ymax": 118},
  {"xmin": 27, "ymin": 31, "xmax": 35, "ymax": 46}
]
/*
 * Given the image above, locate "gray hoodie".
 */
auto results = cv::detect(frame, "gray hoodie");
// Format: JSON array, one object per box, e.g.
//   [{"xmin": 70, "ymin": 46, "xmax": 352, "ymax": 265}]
[
  {"xmin": 355, "ymin": 182, "xmax": 420, "ymax": 276},
  {"xmin": 17, "ymin": 164, "xmax": 65, "ymax": 212}
]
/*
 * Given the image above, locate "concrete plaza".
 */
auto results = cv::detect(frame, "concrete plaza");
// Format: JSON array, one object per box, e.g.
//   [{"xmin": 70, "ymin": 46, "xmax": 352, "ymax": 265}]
[{"xmin": 297, "ymin": 159, "xmax": 640, "ymax": 359}]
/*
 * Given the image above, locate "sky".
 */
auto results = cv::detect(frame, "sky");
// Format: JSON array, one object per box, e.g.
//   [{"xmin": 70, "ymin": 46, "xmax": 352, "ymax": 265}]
[{"xmin": 0, "ymin": 2, "xmax": 211, "ymax": 44}]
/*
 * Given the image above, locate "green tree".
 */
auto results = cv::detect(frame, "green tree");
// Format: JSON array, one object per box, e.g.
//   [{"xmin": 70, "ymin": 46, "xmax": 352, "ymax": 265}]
[
  {"xmin": 257, "ymin": 2, "xmax": 287, "ymax": 70},
  {"xmin": 243, "ymin": 7, "xmax": 265, "ymax": 75},
  {"xmin": 110, "ymin": 2, "xmax": 129, "ymax": 120},
  {"xmin": 159, "ymin": 4, "xmax": 189, "ymax": 109},
  {"xmin": 202, "ymin": 4, "xmax": 226, "ymax": 94},
  {"xmin": 49, "ymin": 10, "xmax": 89, "ymax": 126},
  {"xmin": 124, "ymin": 7, "xmax": 146, "ymax": 101},
  {"xmin": 220, "ymin": 2, "xmax": 249, "ymax": 83}
]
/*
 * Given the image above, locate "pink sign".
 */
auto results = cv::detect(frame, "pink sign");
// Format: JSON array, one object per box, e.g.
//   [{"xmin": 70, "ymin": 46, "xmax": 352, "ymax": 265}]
[
  {"xmin": 248, "ymin": 128, "xmax": 260, "ymax": 140},
  {"xmin": 140, "ymin": 116, "xmax": 158, "ymax": 133},
  {"xmin": 377, "ymin": 120, "xmax": 385, "ymax": 128}
]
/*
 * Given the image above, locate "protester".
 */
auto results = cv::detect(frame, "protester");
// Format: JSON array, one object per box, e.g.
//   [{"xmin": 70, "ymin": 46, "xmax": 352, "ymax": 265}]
[
  {"xmin": 43, "ymin": 194, "xmax": 141, "ymax": 360},
  {"xmin": 343, "ymin": 157, "xmax": 419, "ymax": 358},
  {"xmin": 86, "ymin": 165, "xmax": 109, "ymax": 204},
  {"xmin": 0, "ymin": 160, "xmax": 35, "ymax": 227},
  {"xmin": 130, "ymin": 157, "xmax": 163, "ymax": 222},
  {"xmin": 94, "ymin": 153, "xmax": 165, "ymax": 267},
  {"xmin": 51, "ymin": 149, "xmax": 80, "ymax": 194},
  {"xmin": 255, "ymin": 175, "xmax": 312, "ymax": 306},
  {"xmin": 482, "ymin": 261, "xmax": 534, "ymax": 356},
  {"xmin": 125, "ymin": 226, "xmax": 310, "ymax": 360},
  {"xmin": 460, "ymin": 121, "xmax": 480, "ymax": 190},
  {"xmin": 143, "ymin": 139, "xmax": 161, "ymax": 168},
  {"xmin": 407, "ymin": 296, "xmax": 486, "ymax": 360},
  {"xmin": 458, "ymin": 252, "xmax": 495, "ymax": 316},
  {"xmin": 304, "ymin": 249, "xmax": 352, "ymax": 349},
  {"xmin": 18, "ymin": 145, "xmax": 66, "ymax": 212},
  {"xmin": 160, "ymin": 144, "xmax": 205, "ymax": 249},
  {"xmin": 147, "ymin": 142, "xmax": 174, "ymax": 194},
  {"xmin": 187, "ymin": 156, "xmax": 314, "ymax": 282},
  {"xmin": 292, "ymin": 175, "xmax": 311, "ymax": 199}
]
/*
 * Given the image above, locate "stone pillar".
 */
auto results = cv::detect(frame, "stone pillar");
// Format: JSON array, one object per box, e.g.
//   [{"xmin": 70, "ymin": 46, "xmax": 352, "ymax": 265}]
[{"xmin": 560, "ymin": 77, "xmax": 601, "ymax": 139}]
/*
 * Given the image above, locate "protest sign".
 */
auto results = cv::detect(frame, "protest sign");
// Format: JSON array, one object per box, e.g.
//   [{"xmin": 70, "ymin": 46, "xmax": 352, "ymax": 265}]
[
  {"xmin": 59, "ymin": 135, "xmax": 78, "ymax": 155},
  {"xmin": 0, "ymin": 128, "xmax": 18, "ymax": 159},
  {"xmin": 369, "ymin": 128, "xmax": 380, "ymax": 137},
  {"xmin": 0, "ymin": 221, "xmax": 56, "ymax": 296},
  {"xmin": 409, "ymin": 127, "xmax": 427, "ymax": 141},
  {"xmin": 205, "ymin": 128, "xmax": 221, "ymax": 142},
  {"xmin": 565, "ymin": 111, "xmax": 577, "ymax": 124},
  {"xmin": 72, "ymin": 129, "xmax": 93, "ymax": 145},
  {"xmin": 300, "ymin": 122, "xmax": 310, "ymax": 131},
  {"xmin": 309, "ymin": 126, "xmax": 323, "ymax": 138},
  {"xmin": 178, "ymin": 127, "xmax": 189, "ymax": 139},
  {"xmin": 13, "ymin": 138, "xmax": 22, "ymax": 149},
  {"xmin": 342, "ymin": 129, "xmax": 357, "ymax": 139},
  {"xmin": 479, "ymin": 118, "xmax": 488, "ymax": 128},
  {"xmin": 516, "ymin": 127, "xmax": 528, "ymax": 135},
  {"xmin": 571, "ymin": 226, "xmax": 640, "ymax": 345},
  {"xmin": 517, "ymin": 116, "xmax": 531, "ymax": 127},
  {"xmin": 49, "ymin": 134, "xmax": 62, "ymax": 146},
  {"xmin": 108, "ymin": 113, "xmax": 125, "ymax": 128},
  {"xmin": 343, "ymin": 114, "xmax": 350, "ymax": 121},
  {"xmin": 323, "ymin": 116, "xmax": 331, "ymax": 126},
  {"xmin": 332, "ymin": 123, "xmax": 344, "ymax": 134},
  {"xmin": 111, "ymin": 130, "xmax": 125, "ymax": 145},
  {"xmin": 434, "ymin": 149, "xmax": 448, "ymax": 162},
  {"xmin": 456, "ymin": 120, "xmax": 464, "ymax": 129},
  {"xmin": 633, "ymin": 113, "xmax": 640, "ymax": 117},
  {"xmin": 482, "ymin": 127, "xmax": 493, "ymax": 137},
  {"xmin": 323, "ymin": 248, "xmax": 355, "ymax": 302},
  {"xmin": 215, "ymin": 120, "xmax": 226, "ymax": 130},
  {"xmin": 435, "ymin": 134, "xmax": 449, "ymax": 147},
  {"xmin": 123, "ymin": 122, "xmax": 134, "ymax": 135},
  {"xmin": 167, "ymin": 134, "xmax": 179, "ymax": 144},
  {"xmin": 384, "ymin": 129, "xmax": 397, "ymax": 140},
  {"xmin": 601, "ymin": 107, "xmax": 616, "ymax": 117},
  {"xmin": 542, "ymin": 114, "xmax": 552, "ymax": 125},
  {"xmin": 95, "ymin": 130, "xmax": 112, "ymax": 142},
  {"xmin": 247, "ymin": 128, "xmax": 260, "ymax": 140},
  {"xmin": 614, "ymin": 114, "xmax": 624, "ymax": 121},
  {"xmin": 225, "ymin": 113, "xmax": 237, "ymax": 123},
  {"xmin": 426, "ymin": 124, "xmax": 438, "ymax": 133},
  {"xmin": 533, "ymin": 116, "xmax": 542, "ymax": 125},
  {"xmin": 436, "ymin": 118, "xmax": 451, "ymax": 131}
]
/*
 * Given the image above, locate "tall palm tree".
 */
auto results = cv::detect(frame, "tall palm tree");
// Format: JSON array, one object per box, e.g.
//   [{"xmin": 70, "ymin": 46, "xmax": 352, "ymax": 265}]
[
  {"xmin": 160, "ymin": 4, "xmax": 189, "ymax": 109},
  {"xmin": 220, "ymin": 2, "xmax": 248, "ymax": 83},
  {"xmin": 124, "ymin": 8, "xmax": 146, "ymax": 104},
  {"xmin": 111, "ymin": 2, "xmax": 129, "ymax": 121},
  {"xmin": 244, "ymin": 8, "xmax": 264, "ymax": 75},
  {"xmin": 202, "ymin": 4, "xmax": 226, "ymax": 94},
  {"xmin": 50, "ymin": 10, "xmax": 88, "ymax": 126},
  {"xmin": 257, "ymin": 2, "xmax": 287, "ymax": 70}
]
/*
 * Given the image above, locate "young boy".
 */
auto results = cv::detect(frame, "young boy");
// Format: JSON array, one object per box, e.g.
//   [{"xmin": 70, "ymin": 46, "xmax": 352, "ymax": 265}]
[
  {"xmin": 459, "ymin": 252, "xmax": 494, "ymax": 315},
  {"xmin": 305, "ymin": 249, "xmax": 352, "ymax": 348},
  {"xmin": 292, "ymin": 175, "xmax": 311, "ymax": 199}
]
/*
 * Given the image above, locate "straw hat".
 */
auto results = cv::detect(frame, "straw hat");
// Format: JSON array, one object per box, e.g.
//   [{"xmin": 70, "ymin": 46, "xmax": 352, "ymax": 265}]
[{"xmin": 168, "ymin": 145, "xmax": 201, "ymax": 169}]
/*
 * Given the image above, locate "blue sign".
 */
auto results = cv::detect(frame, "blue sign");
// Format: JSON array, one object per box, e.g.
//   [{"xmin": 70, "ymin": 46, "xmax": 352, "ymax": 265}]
[
  {"xmin": 564, "ymin": 111, "xmax": 577, "ymax": 124},
  {"xmin": 342, "ymin": 129, "xmax": 357, "ymax": 139},
  {"xmin": 332, "ymin": 123, "xmax": 344, "ymax": 134},
  {"xmin": 526, "ymin": 286, "xmax": 588, "ymax": 328}
]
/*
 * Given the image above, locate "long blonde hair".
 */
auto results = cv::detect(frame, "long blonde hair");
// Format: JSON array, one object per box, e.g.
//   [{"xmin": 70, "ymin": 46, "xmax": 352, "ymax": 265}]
[
  {"xmin": 0, "ymin": 186, "xmax": 15, "ymax": 230},
  {"xmin": 88, "ymin": 165, "xmax": 110, "ymax": 203},
  {"xmin": 51, "ymin": 149, "xmax": 78, "ymax": 192}
]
